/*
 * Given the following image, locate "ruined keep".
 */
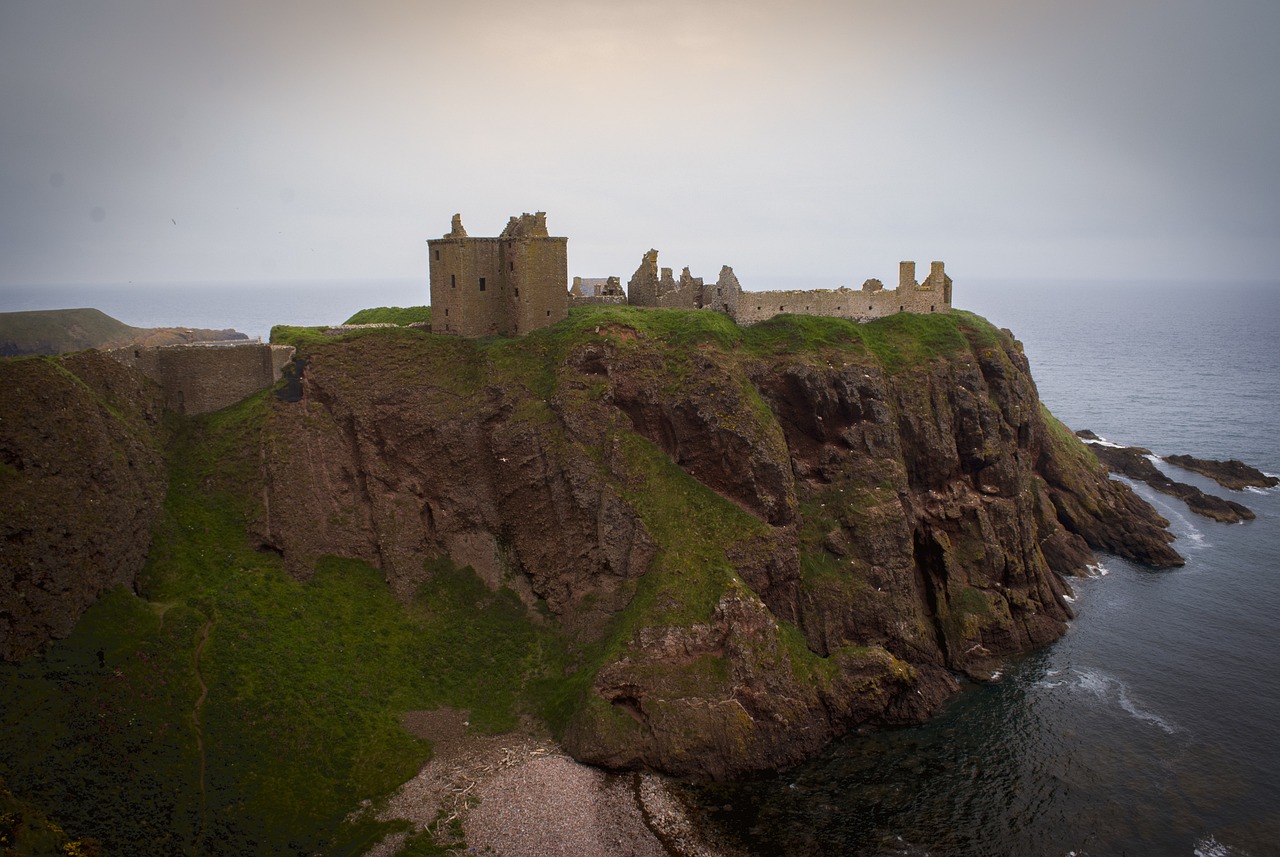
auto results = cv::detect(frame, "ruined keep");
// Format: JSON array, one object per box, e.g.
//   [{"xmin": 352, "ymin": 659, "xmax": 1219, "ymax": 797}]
[
  {"xmin": 625, "ymin": 250, "xmax": 952, "ymax": 324},
  {"xmin": 428, "ymin": 212, "xmax": 569, "ymax": 337}
]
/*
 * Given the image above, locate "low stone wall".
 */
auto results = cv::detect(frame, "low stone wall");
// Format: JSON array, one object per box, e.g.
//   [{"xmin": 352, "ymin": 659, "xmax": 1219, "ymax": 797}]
[{"xmin": 108, "ymin": 342, "xmax": 295, "ymax": 415}]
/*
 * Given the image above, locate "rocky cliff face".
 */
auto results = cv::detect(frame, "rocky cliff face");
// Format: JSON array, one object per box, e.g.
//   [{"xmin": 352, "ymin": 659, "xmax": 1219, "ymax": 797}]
[
  {"xmin": 0, "ymin": 351, "xmax": 168, "ymax": 660},
  {"xmin": 251, "ymin": 310, "xmax": 1180, "ymax": 779}
]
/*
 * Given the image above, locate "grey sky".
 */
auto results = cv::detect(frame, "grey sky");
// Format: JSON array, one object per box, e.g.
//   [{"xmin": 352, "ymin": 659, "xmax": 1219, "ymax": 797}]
[{"xmin": 2, "ymin": 0, "xmax": 1277, "ymax": 289}]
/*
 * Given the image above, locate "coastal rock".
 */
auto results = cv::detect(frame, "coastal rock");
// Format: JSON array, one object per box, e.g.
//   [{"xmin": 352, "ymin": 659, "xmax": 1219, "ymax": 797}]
[
  {"xmin": 1163, "ymin": 454, "xmax": 1279, "ymax": 491},
  {"xmin": 247, "ymin": 314, "xmax": 1182, "ymax": 778},
  {"xmin": 1076, "ymin": 432, "xmax": 1255, "ymax": 523}
]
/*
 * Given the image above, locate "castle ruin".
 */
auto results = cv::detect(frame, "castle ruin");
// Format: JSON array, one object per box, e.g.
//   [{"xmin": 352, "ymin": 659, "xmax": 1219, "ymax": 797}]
[
  {"xmin": 428, "ymin": 212, "xmax": 569, "ymax": 337},
  {"xmin": 619, "ymin": 250, "xmax": 952, "ymax": 323},
  {"xmin": 427, "ymin": 213, "xmax": 952, "ymax": 336}
]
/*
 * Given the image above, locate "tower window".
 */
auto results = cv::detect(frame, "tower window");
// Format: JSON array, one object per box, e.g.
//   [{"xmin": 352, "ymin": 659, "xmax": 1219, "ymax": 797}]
[
  {"xmin": 435, "ymin": 250, "xmax": 440, "ymax": 261},
  {"xmin": 479, "ymin": 277, "xmax": 486, "ymax": 291},
  {"xmin": 510, "ymin": 261, "xmax": 514, "ymax": 271},
  {"xmin": 546, "ymin": 309, "xmax": 551, "ymax": 316},
  {"xmin": 451, "ymin": 274, "xmax": 456, "ymax": 288}
]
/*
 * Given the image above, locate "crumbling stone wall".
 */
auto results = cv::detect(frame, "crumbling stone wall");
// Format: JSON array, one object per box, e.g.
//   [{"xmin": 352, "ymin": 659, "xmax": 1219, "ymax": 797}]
[
  {"xmin": 428, "ymin": 212, "xmax": 568, "ymax": 336},
  {"xmin": 569, "ymin": 276, "xmax": 627, "ymax": 306},
  {"xmin": 624, "ymin": 250, "xmax": 706, "ymax": 309},
  {"xmin": 625, "ymin": 250, "xmax": 952, "ymax": 325},
  {"xmin": 107, "ymin": 342, "xmax": 294, "ymax": 415}
]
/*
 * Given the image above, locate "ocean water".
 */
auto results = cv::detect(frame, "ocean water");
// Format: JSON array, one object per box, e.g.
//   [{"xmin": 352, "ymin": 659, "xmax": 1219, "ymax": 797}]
[
  {"xmin": 4, "ymin": 278, "xmax": 1278, "ymax": 855},
  {"xmin": 685, "ymin": 280, "xmax": 1280, "ymax": 857}
]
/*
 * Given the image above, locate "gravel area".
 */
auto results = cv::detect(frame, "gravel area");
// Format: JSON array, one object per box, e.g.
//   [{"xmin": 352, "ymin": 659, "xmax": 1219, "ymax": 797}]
[
  {"xmin": 465, "ymin": 754, "xmax": 666, "ymax": 856},
  {"xmin": 364, "ymin": 708, "xmax": 743, "ymax": 857}
]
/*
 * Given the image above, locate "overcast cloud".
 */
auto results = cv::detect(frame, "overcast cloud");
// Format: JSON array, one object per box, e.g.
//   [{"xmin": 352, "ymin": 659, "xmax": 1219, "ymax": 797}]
[{"xmin": 2, "ymin": 0, "xmax": 1277, "ymax": 289}]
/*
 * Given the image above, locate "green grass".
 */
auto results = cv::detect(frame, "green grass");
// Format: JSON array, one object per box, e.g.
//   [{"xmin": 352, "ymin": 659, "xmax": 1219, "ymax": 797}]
[
  {"xmin": 343, "ymin": 306, "xmax": 432, "ymax": 326},
  {"xmin": 0, "ymin": 391, "xmax": 568, "ymax": 856},
  {"xmin": 269, "ymin": 324, "xmax": 333, "ymax": 348},
  {"xmin": 1039, "ymin": 402, "xmax": 1100, "ymax": 470}
]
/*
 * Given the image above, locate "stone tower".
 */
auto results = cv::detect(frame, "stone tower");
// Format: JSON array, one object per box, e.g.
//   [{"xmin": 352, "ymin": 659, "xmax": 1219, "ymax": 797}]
[{"xmin": 427, "ymin": 212, "xmax": 568, "ymax": 337}]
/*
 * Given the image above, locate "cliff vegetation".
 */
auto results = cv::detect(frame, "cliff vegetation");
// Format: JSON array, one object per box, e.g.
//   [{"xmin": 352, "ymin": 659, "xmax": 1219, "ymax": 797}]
[{"xmin": 0, "ymin": 305, "xmax": 1182, "ymax": 853}]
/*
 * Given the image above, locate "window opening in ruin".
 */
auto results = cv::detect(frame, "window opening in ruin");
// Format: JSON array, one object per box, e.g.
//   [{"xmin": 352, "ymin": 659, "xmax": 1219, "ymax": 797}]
[
  {"xmin": 435, "ymin": 250, "xmax": 440, "ymax": 260},
  {"xmin": 780, "ymin": 306, "xmax": 785, "ymax": 311},
  {"xmin": 451, "ymin": 274, "xmax": 456, "ymax": 288},
  {"xmin": 444, "ymin": 308, "xmax": 449, "ymax": 316},
  {"xmin": 900, "ymin": 305, "xmax": 904, "ymax": 312},
  {"xmin": 514, "ymin": 288, "xmax": 519, "ymax": 297},
  {"xmin": 546, "ymin": 309, "xmax": 551, "ymax": 316},
  {"xmin": 931, "ymin": 305, "xmax": 935, "ymax": 312},
  {"xmin": 510, "ymin": 261, "xmax": 514, "ymax": 271},
  {"xmin": 479, "ymin": 277, "xmax": 486, "ymax": 291}
]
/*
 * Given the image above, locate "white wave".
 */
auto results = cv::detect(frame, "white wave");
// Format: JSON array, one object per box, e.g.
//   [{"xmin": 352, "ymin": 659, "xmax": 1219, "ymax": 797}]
[
  {"xmin": 1039, "ymin": 667, "xmax": 1178, "ymax": 733},
  {"xmin": 1195, "ymin": 834, "xmax": 1251, "ymax": 857},
  {"xmin": 1085, "ymin": 560, "xmax": 1109, "ymax": 577},
  {"xmin": 1134, "ymin": 487, "xmax": 1208, "ymax": 549},
  {"xmin": 1116, "ymin": 683, "xmax": 1177, "ymax": 734},
  {"xmin": 1079, "ymin": 435, "xmax": 1127, "ymax": 448}
]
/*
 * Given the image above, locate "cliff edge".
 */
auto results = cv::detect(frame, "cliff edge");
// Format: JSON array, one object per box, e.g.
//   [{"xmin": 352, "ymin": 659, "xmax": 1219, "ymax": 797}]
[{"xmin": 252, "ymin": 308, "xmax": 1179, "ymax": 779}]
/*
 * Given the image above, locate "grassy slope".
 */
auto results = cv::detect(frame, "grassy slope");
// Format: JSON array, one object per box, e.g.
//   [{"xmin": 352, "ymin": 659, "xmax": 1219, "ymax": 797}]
[
  {"xmin": 1, "ymin": 305, "xmax": 1028, "ymax": 855},
  {"xmin": 0, "ymin": 308, "xmax": 141, "ymax": 356},
  {"xmin": 342, "ymin": 306, "xmax": 432, "ymax": 326}
]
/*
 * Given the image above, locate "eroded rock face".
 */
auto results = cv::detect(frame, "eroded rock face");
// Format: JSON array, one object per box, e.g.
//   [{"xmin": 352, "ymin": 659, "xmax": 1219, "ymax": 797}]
[
  {"xmin": 0, "ymin": 351, "xmax": 168, "ymax": 660},
  {"xmin": 248, "ymin": 319, "xmax": 1181, "ymax": 779}
]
